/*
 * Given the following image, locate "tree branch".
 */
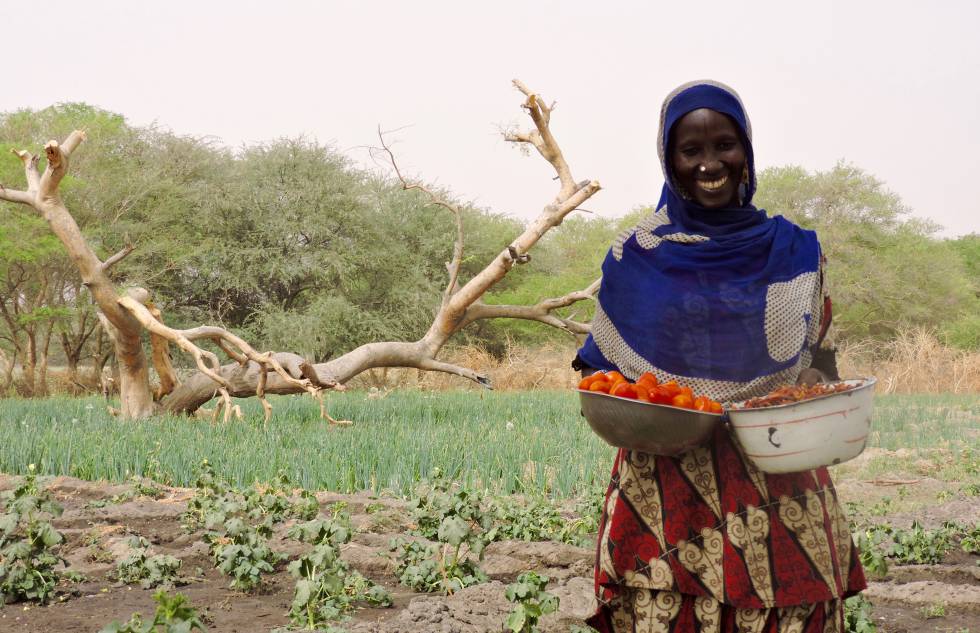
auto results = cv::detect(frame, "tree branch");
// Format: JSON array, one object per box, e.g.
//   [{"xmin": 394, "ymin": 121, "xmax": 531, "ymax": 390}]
[
  {"xmin": 12, "ymin": 149, "xmax": 41, "ymax": 192},
  {"xmin": 509, "ymin": 80, "xmax": 574, "ymax": 195},
  {"xmin": 101, "ymin": 244, "xmax": 135, "ymax": 272},
  {"xmin": 39, "ymin": 131, "xmax": 86, "ymax": 200},
  {"xmin": 461, "ymin": 277, "xmax": 600, "ymax": 335},
  {"xmin": 374, "ymin": 127, "xmax": 465, "ymax": 302},
  {"xmin": 0, "ymin": 184, "xmax": 33, "ymax": 206}
]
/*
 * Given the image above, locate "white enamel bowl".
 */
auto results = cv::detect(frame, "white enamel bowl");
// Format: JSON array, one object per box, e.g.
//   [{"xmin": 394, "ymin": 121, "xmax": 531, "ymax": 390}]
[
  {"xmin": 727, "ymin": 378, "xmax": 876, "ymax": 474},
  {"xmin": 578, "ymin": 390, "xmax": 724, "ymax": 456}
]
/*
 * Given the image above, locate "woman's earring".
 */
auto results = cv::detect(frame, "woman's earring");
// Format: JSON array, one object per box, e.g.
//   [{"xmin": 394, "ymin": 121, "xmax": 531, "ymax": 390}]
[{"xmin": 737, "ymin": 165, "xmax": 750, "ymax": 205}]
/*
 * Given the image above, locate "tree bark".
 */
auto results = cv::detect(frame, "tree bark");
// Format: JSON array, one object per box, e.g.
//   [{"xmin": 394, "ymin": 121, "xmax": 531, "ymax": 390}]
[
  {"xmin": 24, "ymin": 330, "xmax": 37, "ymax": 396},
  {"xmin": 0, "ymin": 348, "xmax": 14, "ymax": 393},
  {"xmin": 36, "ymin": 320, "xmax": 53, "ymax": 397},
  {"xmin": 1, "ymin": 135, "xmax": 158, "ymax": 417}
]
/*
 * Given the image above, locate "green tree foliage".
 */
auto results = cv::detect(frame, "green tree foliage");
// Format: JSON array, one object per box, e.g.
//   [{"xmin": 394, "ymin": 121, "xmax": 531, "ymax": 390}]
[
  {"xmin": 2, "ymin": 102, "xmax": 977, "ymax": 392},
  {"xmin": 756, "ymin": 163, "xmax": 976, "ymax": 341},
  {"xmin": 940, "ymin": 234, "xmax": 980, "ymax": 349}
]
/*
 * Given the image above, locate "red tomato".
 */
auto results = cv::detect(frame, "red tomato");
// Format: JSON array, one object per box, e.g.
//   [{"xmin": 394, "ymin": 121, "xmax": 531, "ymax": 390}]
[
  {"xmin": 660, "ymin": 381, "xmax": 682, "ymax": 398},
  {"xmin": 635, "ymin": 385, "xmax": 651, "ymax": 402},
  {"xmin": 650, "ymin": 386, "xmax": 673, "ymax": 405},
  {"xmin": 589, "ymin": 381, "xmax": 611, "ymax": 393},
  {"xmin": 693, "ymin": 396, "xmax": 711, "ymax": 411},
  {"xmin": 671, "ymin": 393, "xmax": 694, "ymax": 409},
  {"xmin": 604, "ymin": 371, "xmax": 625, "ymax": 384},
  {"xmin": 679, "ymin": 386, "xmax": 694, "ymax": 400},
  {"xmin": 709, "ymin": 401, "xmax": 724, "ymax": 414},
  {"xmin": 578, "ymin": 375, "xmax": 594, "ymax": 390},
  {"xmin": 636, "ymin": 372, "xmax": 659, "ymax": 387},
  {"xmin": 611, "ymin": 382, "xmax": 637, "ymax": 399}
]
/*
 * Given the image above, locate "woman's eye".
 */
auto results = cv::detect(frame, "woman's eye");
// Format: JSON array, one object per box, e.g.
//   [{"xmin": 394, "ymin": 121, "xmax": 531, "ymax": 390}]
[
  {"xmin": 680, "ymin": 148, "xmax": 699, "ymax": 157},
  {"xmin": 718, "ymin": 142, "xmax": 736, "ymax": 151}
]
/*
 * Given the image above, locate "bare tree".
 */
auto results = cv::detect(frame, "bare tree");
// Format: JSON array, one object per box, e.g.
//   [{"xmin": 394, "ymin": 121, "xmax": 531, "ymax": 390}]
[{"xmin": 1, "ymin": 80, "xmax": 601, "ymax": 419}]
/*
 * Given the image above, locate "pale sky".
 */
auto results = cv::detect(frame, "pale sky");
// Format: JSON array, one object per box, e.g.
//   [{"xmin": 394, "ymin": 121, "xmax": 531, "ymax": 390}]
[{"xmin": 5, "ymin": 1, "xmax": 979, "ymax": 236}]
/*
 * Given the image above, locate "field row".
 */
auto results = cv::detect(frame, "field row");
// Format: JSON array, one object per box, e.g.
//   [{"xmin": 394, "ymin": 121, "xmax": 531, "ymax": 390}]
[{"xmin": 0, "ymin": 391, "xmax": 977, "ymax": 497}]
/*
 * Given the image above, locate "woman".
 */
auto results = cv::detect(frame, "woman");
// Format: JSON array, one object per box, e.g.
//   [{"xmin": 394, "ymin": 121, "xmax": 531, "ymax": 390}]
[{"xmin": 575, "ymin": 80, "xmax": 866, "ymax": 632}]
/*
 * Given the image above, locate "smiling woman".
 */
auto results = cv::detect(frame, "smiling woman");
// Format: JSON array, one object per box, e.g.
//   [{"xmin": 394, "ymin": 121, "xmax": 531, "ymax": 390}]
[{"xmin": 575, "ymin": 81, "xmax": 866, "ymax": 633}]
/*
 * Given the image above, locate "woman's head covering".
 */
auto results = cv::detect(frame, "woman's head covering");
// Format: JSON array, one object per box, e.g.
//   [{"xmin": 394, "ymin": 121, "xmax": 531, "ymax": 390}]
[
  {"xmin": 577, "ymin": 81, "xmax": 824, "ymax": 402},
  {"xmin": 656, "ymin": 80, "xmax": 764, "ymax": 237}
]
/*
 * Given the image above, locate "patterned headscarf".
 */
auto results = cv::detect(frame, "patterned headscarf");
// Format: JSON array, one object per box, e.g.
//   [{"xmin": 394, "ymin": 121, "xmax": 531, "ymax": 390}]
[{"xmin": 577, "ymin": 81, "xmax": 823, "ymax": 402}]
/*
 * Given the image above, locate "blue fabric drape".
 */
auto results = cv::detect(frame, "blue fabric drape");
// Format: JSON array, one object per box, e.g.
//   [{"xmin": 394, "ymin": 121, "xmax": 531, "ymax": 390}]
[{"xmin": 577, "ymin": 81, "xmax": 821, "ymax": 387}]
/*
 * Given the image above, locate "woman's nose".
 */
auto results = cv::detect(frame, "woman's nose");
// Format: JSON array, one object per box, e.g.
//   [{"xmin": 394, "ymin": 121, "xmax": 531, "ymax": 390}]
[{"xmin": 701, "ymin": 158, "xmax": 724, "ymax": 174}]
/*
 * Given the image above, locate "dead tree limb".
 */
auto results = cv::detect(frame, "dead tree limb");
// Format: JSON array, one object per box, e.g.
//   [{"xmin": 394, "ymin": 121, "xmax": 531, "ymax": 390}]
[{"xmin": 161, "ymin": 79, "xmax": 602, "ymax": 414}]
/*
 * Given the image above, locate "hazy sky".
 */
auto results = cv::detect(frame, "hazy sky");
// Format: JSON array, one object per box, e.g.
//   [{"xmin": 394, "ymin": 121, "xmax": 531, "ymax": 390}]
[{"xmin": 5, "ymin": 1, "xmax": 979, "ymax": 236}]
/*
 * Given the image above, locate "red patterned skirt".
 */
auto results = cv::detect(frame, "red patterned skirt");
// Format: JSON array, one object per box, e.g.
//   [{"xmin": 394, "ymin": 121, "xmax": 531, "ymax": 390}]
[
  {"xmin": 592, "ymin": 589, "xmax": 845, "ymax": 632},
  {"xmin": 587, "ymin": 427, "xmax": 866, "ymax": 632}
]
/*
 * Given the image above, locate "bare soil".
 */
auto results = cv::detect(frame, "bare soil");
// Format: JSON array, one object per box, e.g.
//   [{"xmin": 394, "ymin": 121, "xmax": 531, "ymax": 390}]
[{"xmin": 0, "ymin": 474, "xmax": 977, "ymax": 633}]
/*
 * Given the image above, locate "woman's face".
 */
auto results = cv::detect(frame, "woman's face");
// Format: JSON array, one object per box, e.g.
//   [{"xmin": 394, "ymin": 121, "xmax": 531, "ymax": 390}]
[{"xmin": 670, "ymin": 108, "xmax": 747, "ymax": 208}]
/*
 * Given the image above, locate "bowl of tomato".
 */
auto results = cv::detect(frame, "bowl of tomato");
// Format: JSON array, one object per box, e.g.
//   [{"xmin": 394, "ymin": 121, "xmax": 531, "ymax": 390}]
[{"xmin": 577, "ymin": 371, "xmax": 724, "ymax": 456}]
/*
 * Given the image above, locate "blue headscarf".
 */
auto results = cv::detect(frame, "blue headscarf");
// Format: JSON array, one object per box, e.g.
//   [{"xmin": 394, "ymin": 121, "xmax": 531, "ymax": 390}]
[{"xmin": 577, "ymin": 81, "xmax": 823, "ymax": 401}]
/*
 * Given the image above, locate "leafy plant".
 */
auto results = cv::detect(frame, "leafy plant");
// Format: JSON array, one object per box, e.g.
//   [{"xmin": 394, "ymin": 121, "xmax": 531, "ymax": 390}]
[
  {"xmin": 182, "ymin": 462, "xmax": 317, "ymax": 532},
  {"xmin": 98, "ymin": 589, "xmax": 206, "ymax": 632},
  {"xmin": 388, "ymin": 537, "xmax": 486, "ymax": 595},
  {"xmin": 489, "ymin": 495, "xmax": 565, "ymax": 542},
  {"xmin": 844, "ymin": 595, "xmax": 877, "ymax": 633},
  {"xmin": 486, "ymin": 493, "xmax": 597, "ymax": 547},
  {"xmin": 504, "ymin": 571, "xmax": 559, "ymax": 633},
  {"xmin": 203, "ymin": 518, "xmax": 281, "ymax": 591},
  {"xmin": 410, "ymin": 468, "xmax": 491, "ymax": 543},
  {"xmin": 286, "ymin": 543, "xmax": 390, "ymax": 629},
  {"xmin": 181, "ymin": 460, "xmax": 233, "ymax": 531},
  {"xmin": 862, "ymin": 521, "xmax": 956, "ymax": 566},
  {"xmin": 0, "ymin": 464, "xmax": 66, "ymax": 605},
  {"xmin": 857, "ymin": 530, "xmax": 889, "ymax": 579},
  {"xmin": 115, "ymin": 536, "xmax": 183, "ymax": 589},
  {"xmin": 886, "ymin": 521, "xmax": 955, "ymax": 564},
  {"xmin": 388, "ymin": 469, "xmax": 491, "ymax": 595},
  {"xmin": 957, "ymin": 522, "xmax": 980, "ymax": 554},
  {"xmin": 285, "ymin": 512, "xmax": 390, "ymax": 629},
  {"xmin": 287, "ymin": 516, "xmax": 353, "ymax": 550},
  {"xmin": 868, "ymin": 497, "xmax": 893, "ymax": 517}
]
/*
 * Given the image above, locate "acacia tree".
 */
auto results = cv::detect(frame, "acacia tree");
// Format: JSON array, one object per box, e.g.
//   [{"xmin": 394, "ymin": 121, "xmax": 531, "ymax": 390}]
[{"xmin": 0, "ymin": 81, "xmax": 601, "ymax": 419}]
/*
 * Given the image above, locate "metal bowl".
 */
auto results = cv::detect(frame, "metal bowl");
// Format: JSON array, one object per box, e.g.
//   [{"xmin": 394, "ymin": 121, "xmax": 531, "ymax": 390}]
[
  {"xmin": 578, "ymin": 389, "xmax": 723, "ymax": 456},
  {"xmin": 727, "ymin": 378, "xmax": 876, "ymax": 473}
]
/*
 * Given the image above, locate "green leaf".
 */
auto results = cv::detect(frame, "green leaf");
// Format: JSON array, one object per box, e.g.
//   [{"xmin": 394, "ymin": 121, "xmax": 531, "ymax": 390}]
[
  {"xmin": 505, "ymin": 604, "xmax": 527, "ymax": 632},
  {"xmin": 438, "ymin": 515, "xmax": 470, "ymax": 547}
]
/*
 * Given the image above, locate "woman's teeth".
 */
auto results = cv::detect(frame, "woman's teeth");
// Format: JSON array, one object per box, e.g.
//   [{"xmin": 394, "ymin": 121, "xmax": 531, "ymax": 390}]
[{"xmin": 697, "ymin": 175, "xmax": 728, "ymax": 192}]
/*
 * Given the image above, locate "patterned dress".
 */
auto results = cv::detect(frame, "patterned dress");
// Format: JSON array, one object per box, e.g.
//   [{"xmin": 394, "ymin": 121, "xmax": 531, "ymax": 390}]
[{"xmin": 586, "ymin": 427, "xmax": 866, "ymax": 632}]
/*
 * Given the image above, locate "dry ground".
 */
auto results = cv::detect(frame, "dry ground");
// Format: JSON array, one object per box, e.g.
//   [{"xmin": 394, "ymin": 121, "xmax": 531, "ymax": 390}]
[{"xmin": 1, "ymin": 457, "xmax": 977, "ymax": 633}]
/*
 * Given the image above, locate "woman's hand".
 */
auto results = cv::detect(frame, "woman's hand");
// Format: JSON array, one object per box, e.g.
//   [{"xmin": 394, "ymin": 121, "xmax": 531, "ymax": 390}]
[{"xmin": 796, "ymin": 367, "xmax": 827, "ymax": 386}]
